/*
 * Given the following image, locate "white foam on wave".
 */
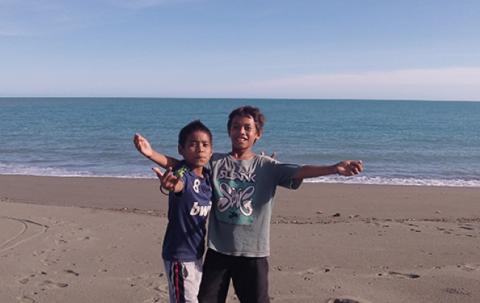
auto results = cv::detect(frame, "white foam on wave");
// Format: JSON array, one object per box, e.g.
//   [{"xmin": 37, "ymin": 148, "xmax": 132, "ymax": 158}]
[
  {"xmin": 0, "ymin": 163, "xmax": 154, "ymax": 179},
  {"xmin": 1, "ymin": 163, "xmax": 479, "ymax": 187},
  {"xmin": 306, "ymin": 175, "xmax": 480, "ymax": 188},
  {"xmin": 0, "ymin": 163, "xmax": 90, "ymax": 177}
]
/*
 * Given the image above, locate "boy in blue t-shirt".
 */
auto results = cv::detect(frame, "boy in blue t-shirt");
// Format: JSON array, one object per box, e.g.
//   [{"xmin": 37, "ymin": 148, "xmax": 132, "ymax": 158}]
[{"xmin": 135, "ymin": 120, "xmax": 213, "ymax": 303}]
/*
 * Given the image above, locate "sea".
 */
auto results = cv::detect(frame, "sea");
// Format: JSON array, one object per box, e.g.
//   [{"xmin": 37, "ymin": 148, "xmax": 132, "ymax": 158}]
[{"xmin": 1, "ymin": 98, "xmax": 479, "ymax": 187}]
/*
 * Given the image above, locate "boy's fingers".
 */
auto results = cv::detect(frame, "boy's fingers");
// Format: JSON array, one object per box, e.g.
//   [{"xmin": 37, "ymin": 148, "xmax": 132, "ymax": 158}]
[
  {"xmin": 162, "ymin": 168, "xmax": 180, "ymax": 187},
  {"xmin": 152, "ymin": 167, "xmax": 164, "ymax": 178},
  {"xmin": 161, "ymin": 173, "xmax": 173, "ymax": 185},
  {"xmin": 160, "ymin": 167, "xmax": 173, "ymax": 180},
  {"xmin": 163, "ymin": 173, "xmax": 179, "ymax": 191},
  {"xmin": 134, "ymin": 133, "xmax": 143, "ymax": 143},
  {"xmin": 352, "ymin": 161, "xmax": 363, "ymax": 172},
  {"xmin": 164, "ymin": 173, "xmax": 179, "ymax": 185},
  {"xmin": 260, "ymin": 151, "xmax": 277, "ymax": 159},
  {"xmin": 153, "ymin": 167, "xmax": 175, "ymax": 192},
  {"xmin": 152, "ymin": 167, "xmax": 180, "ymax": 191},
  {"xmin": 349, "ymin": 160, "xmax": 363, "ymax": 175}
]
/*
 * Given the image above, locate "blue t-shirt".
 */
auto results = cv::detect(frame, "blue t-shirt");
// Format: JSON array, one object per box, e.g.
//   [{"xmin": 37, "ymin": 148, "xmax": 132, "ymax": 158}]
[{"xmin": 162, "ymin": 161, "xmax": 212, "ymax": 261}]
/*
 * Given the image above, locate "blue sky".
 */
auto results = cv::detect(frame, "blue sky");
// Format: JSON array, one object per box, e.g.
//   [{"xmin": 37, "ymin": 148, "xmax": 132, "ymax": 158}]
[{"xmin": 1, "ymin": 0, "xmax": 480, "ymax": 100}]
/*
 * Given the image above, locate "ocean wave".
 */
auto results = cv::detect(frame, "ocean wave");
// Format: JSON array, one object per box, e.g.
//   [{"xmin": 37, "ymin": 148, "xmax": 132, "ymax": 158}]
[
  {"xmin": 0, "ymin": 164, "xmax": 149, "ymax": 179},
  {"xmin": 0, "ymin": 163, "xmax": 92, "ymax": 178},
  {"xmin": 306, "ymin": 175, "xmax": 480, "ymax": 188},
  {"xmin": 1, "ymin": 164, "xmax": 479, "ymax": 187}
]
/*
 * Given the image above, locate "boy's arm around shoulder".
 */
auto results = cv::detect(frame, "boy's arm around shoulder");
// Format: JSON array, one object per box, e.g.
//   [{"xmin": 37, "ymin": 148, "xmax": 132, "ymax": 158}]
[
  {"xmin": 133, "ymin": 133, "xmax": 179, "ymax": 168},
  {"xmin": 293, "ymin": 160, "xmax": 363, "ymax": 180}
]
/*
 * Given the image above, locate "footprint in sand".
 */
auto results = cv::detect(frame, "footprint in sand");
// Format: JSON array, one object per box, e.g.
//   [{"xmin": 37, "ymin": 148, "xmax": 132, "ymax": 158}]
[
  {"xmin": 457, "ymin": 263, "xmax": 480, "ymax": 272},
  {"xmin": 32, "ymin": 250, "xmax": 46, "ymax": 257},
  {"xmin": 55, "ymin": 238, "xmax": 68, "ymax": 245},
  {"xmin": 443, "ymin": 287, "xmax": 471, "ymax": 296},
  {"xmin": 18, "ymin": 273, "xmax": 40, "ymax": 285},
  {"xmin": 64, "ymin": 269, "xmax": 80, "ymax": 276},
  {"xmin": 39, "ymin": 280, "xmax": 69, "ymax": 289},
  {"xmin": 378, "ymin": 271, "xmax": 420, "ymax": 279},
  {"xmin": 326, "ymin": 297, "xmax": 372, "ymax": 303},
  {"xmin": 40, "ymin": 257, "xmax": 58, "ymax": 266},
  {"xmin": 17, "ymin": 295, "xmax": 36, "ymax": 303}
]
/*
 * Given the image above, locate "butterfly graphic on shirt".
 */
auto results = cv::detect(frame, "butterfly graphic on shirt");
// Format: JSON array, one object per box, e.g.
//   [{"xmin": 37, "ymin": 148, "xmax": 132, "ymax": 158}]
[{"xmin": 217, "ymin": 183, "xmax": 254, "ymax": 217}]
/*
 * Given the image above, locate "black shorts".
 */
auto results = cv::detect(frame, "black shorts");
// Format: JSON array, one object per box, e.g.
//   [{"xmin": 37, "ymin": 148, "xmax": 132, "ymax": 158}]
[{"xmin": 198, "ymin": 248, "xmax": 270, "ymax": 303}]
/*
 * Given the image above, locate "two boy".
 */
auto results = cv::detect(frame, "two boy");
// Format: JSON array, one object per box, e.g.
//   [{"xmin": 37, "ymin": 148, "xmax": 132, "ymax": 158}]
[{"xmin": 135, "ymin": 106, "xmax": 363, "ymax": 303}]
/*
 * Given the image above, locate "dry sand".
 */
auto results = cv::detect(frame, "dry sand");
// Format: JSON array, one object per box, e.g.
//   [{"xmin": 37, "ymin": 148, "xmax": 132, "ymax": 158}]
[{"xmin": 1, "ymin": 175, "xmax": 479, "ymax": 303}]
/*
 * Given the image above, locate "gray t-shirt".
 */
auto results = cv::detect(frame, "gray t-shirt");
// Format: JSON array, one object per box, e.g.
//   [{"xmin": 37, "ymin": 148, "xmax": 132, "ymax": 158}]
[{"xmin": 206, "ymin": 153, "xmax": 302, "ymax": 257}]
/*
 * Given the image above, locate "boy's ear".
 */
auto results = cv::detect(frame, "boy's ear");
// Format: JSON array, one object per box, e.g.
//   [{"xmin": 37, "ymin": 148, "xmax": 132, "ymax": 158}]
[
  {"xmin": 178, "ymin": 145, "xmax": 183, "ymax": 156},
  {"xmin": 253, "ymin": 130, "xmax": 262, "ymax": 144},
  {"xmin": 256, "ymin": 129, "xmax": 262, "ymax": 139}
]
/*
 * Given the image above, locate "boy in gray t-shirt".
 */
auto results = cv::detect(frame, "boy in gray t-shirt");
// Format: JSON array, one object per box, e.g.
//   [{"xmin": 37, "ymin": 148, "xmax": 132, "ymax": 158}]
[
  {"xmin": 206, "ymin": 152, "xmax": 302, "ymax": 258},
  {"xmin": 134, "ymin": 106, "xmax": 363, "ymax": 303}
]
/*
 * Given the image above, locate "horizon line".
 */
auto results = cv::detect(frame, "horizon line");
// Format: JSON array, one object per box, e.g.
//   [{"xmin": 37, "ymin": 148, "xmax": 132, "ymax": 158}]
[{"xmin": 1, "ymin": 96, "xmax": 480, "ymax": 103}]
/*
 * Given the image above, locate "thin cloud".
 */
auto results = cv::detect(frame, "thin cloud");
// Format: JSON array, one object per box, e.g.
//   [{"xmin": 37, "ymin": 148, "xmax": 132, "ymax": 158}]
[
  {"xmin": 0, "ymin": 0, "xmax": 197, "ymax": 36},
  {"xmin": 0, "ymin": 28, "xmax": 24, "ymax": 37},
  {"xmin": 224, "ymin": 67, "xmax": 480, "ymax": 101},
  {"xmin": 0, "ymin": 1, "xmax": 80, "ymax": 36},
  {"xmin": 108, "ymin": 0, "xmax": 198, "ymax": 9}
]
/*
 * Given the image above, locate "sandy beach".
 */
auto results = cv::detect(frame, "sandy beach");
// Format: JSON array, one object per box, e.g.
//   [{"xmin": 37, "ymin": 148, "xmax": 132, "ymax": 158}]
[{"xmin": 1, "ymin": 175, "xmax": 479, "ymax": 303}]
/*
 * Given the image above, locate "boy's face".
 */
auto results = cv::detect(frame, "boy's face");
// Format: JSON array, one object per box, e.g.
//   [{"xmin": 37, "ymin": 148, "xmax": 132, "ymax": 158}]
[
  {"xmin": 228, "ymin": 115, "xmax": 261, "ymax": 151},
  {"xmin": 179, "ymin": 130, "xmax": 213, "ymax": 168}
]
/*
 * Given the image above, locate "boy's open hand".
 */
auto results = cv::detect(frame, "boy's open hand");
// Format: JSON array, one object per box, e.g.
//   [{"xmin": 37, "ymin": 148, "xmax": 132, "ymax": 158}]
[
  {"xmin": 152, "ymin": 167, "xmax": 182, "ymax": 193},
  {"xmin": 133, "ymin": 133, "xmax": 153, "ymax": 158},
  {"xmin": 335, "ymin": 160, "xmax": 363, "ymax": 176},
  {"xmin": 260, "ymin": 151, "xmax": 277, "ymax": 159}
]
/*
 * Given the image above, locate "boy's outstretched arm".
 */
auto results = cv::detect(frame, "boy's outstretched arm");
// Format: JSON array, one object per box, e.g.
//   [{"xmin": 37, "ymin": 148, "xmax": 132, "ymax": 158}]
[
  {"xmin": 133, "ymin": 133, "xmax": 179, "ymax": 168},
  {"xmin": 293, "ymin": 160, "xmax": 363, "ymax": 181}
]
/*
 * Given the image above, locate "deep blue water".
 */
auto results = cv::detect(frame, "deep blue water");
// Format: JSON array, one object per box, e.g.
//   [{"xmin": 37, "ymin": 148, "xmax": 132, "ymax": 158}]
[{"xmin": 1, "ymin": 98, "xmax": 479, "ymax": 187}]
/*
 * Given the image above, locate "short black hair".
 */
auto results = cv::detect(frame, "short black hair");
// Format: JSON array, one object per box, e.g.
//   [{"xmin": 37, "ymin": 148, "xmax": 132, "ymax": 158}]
[
  {"xmin": 227, "ymin": 106, "xmax": 265, "ymax": 135},
  {"xmin": 178, "ymin": 120, "xmax": 212, "ymax": 147}
]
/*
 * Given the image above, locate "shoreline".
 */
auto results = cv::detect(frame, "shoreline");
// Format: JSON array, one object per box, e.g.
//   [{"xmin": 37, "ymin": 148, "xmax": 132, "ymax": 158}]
[
  {"xmin": 1, "ymin": 173, "xmax": 479, "ymax": 188},
  {"xmin": 1, "ymin": 174, "xmax": 480, "ymax": 302}
]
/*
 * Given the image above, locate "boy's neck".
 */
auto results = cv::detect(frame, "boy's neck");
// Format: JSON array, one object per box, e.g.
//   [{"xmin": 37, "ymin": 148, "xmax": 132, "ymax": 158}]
[
  {"xmin": 230, "ymin": 149, "xmax": 256, "ymax": 160},
  {"xmin": 185, "ymin": 163, "xmax": 204, "ymax": 177}
]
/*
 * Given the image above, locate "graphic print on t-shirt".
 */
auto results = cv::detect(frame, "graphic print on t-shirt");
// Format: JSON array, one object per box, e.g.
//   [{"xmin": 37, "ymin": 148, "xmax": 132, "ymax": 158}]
[{"xmin": 215, "ymin": 160, "xmax": 256, "ymax": 225}]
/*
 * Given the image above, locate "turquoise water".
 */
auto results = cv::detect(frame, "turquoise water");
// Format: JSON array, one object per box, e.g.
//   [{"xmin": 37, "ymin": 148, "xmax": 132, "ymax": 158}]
[{"xmin": 1, "ymin": 98, "xmax": 479, "ymax": 187}]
